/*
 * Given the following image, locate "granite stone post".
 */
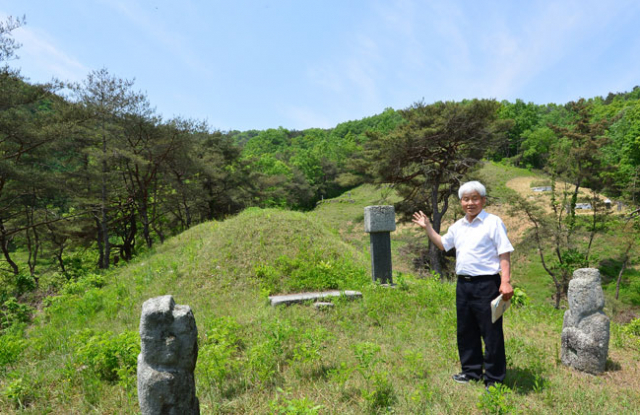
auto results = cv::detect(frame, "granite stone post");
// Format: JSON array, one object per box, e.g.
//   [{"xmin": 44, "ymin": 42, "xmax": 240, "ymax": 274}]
[
  {"xmin": 561, "ymin": 268, "xmax": 610, "ymax": 375},
  {"xmin": 364, "ymin": 205, "xmax": 396, "ymax": 284},
  {"xmin": 137, "ymin": 295, "xmax": 200, "ymax": 414}
]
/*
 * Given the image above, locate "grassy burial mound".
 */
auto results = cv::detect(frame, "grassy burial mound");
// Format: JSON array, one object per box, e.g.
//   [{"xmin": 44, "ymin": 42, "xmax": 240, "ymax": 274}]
[{"xmin": 1, "ymin": 170, "xmax": 640, "ymax": 414}]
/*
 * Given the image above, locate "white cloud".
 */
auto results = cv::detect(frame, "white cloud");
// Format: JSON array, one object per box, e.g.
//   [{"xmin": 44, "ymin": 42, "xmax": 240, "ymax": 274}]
[{"xmin": 12, "ymin": 25, "xmax": 89, "ymax": 82}]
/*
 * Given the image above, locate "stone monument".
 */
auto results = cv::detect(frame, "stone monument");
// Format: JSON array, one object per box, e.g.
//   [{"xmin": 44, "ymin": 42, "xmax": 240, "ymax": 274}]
[
  {"xmin": 364, "ymin": 205, "xmax": 396, "ymax": 284},
  {"xmin": 137, "ymin": 295, "xmax": 200, "ymax": 414},
  {"xmin": 561, "ymin": 268, "xmax": 610, "ymax": 375}
]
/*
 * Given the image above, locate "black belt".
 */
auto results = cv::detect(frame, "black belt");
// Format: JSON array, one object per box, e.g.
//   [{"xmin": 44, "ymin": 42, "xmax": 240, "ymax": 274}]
[{"xmin": 457, "ymin": 274, "xmax": 499, "ymax": 281}]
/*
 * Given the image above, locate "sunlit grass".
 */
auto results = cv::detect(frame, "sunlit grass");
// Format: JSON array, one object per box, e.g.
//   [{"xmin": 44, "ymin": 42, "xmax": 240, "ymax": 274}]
[{"xmin": 1, "ymin": 165, "xmax": 639, "ymax": 413}]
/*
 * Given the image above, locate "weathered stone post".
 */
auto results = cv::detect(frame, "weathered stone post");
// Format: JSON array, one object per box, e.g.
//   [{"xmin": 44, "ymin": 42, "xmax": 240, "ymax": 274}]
[
  {"xmin": 364, "ymin": 205, "xmax": 396, "ymax": 284},
  {"xmin": 137, "ymin": 295, "xmax": 200, "ymax": 414},
  {"xmin": 561, "ymin": 268, "xmax": 610, "ymax": 375}
]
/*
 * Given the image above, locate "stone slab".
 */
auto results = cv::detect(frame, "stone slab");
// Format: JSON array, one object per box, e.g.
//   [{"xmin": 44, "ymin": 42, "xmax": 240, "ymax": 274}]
[
  {"xmin": 364, "ymin": 205, "xmax": 396, "ymax": 233},
  {"xmin": 269, "ymin": 290, "xmax": 362, "ymax": 307},
  {"xmin": 313, "ymin": 302, "xmax": 335, "ymax": 310}
]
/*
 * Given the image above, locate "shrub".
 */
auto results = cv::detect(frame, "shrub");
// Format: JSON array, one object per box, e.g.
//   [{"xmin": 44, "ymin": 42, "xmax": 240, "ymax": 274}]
[
  {"xmin": 198, "ymin": 317, "xmax": 243, "ymax": 394},
  {"xmin": 74, "ymin": 329, "xmax": 140, "ymax": 384},
  {"xmin": 290, "ymin": 327, "xmax": 330, "ymax": 377},
  {"xmin": 622, "ymin": 318, "xmax": 640, "ymax": 337},
  {"xmin": 14, "ymin": 272, "xmax": 36, "ymax": 296},
  {"xmin": 268, "ymin": 387, "xmax": 323, "ymax": 414},
  {"xmin": 1, "ymin": 297, "xmax": 33, "ymax": 330},
  {"xmin": 511, "ymin": 287, "xmax": 529, "ymax": 307},
  {"xmin": 61, "ymin": 273, "xmax": 106, "ymax": 295},
  {"xmin": 0, "ymin": 333, "xmax": 26, "ymax": 369},
  {"xmin": 254, "ymin": 250, "xmax": 368, "ymax": 294},
  {"xmin": 1, "ymin": 375, "xmax": 39, "ymax": 409},
  {"xmin": 246, "ymin": 340, "xmax": 280, "ymax": 386},
  {"xmin": 364, "ymin": 371, "xmax": 397, "ymax": 413},
  {"xmin": 477, "ymin": 383, "xmax": 516, "ymax": 414}
]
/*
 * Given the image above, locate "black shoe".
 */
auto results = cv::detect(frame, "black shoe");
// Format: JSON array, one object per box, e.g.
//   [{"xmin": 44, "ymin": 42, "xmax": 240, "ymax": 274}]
[{"xmin": 452, "ymin": 373, "xmax": 474, "ymax": 384}]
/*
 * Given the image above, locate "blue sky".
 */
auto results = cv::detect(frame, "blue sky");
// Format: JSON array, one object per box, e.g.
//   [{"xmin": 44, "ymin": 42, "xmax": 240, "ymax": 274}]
[{"xmin": 2, "ymin": 0, "xmax": 640, "ymax": 131}]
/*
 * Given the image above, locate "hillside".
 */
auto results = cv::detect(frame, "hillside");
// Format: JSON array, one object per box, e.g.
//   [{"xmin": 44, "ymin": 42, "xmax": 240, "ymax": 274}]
[{"xmin": 1, "ymin": 165, "xmax": 639, "ymax": 414}]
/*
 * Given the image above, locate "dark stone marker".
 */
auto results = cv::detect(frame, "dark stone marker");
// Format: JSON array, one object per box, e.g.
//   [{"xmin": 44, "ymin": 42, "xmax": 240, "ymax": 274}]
[{"xmin": 364, "ymin": 206, "xmax": 396, "ymax": 284}]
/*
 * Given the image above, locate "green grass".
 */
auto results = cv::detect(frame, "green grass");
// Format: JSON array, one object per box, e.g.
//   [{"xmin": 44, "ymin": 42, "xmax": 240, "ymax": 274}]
[
  {"xmin": 476, "ymin": 161, "xmax": 537, "ymax": 200},
  {"xmin": 1, "ymin": 166, "xmax": 639, "ymax": 413}
]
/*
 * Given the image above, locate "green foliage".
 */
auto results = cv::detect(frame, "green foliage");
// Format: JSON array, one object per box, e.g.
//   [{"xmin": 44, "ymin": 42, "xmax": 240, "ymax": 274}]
[
  {"xmin": 0, "ymin": 272, "xmax": 36, "ymax": 302},
  {"xmin": 1, "ymin": 297, "xmax": 33, "ymax": 330},
  {"xmin": 519, "ymin": 126, "xmax": 556, "ymax": 169},
  {"xmin": 328, "ymin": 361, "xmax": 355, "ymax": 392},
  {"xmin": 555, "ymin": 248, "xmax": 590, "ymax": 275},
  {"xmin": 352, "ymin": 341, "xmax": 381, "ymax": 381},
  {"xmin": 401, "ymin": 349, "xmax": 428, "ymax": 379},
  {"xmin": 268, "ymin": 388, "xmax": 323, "ymax": 414},
  {"xmin": 363, "ymin": 371, "xmax": 397, "ymax": 413},
  {"xmin": 291, "ymin": 327, "xmax": 329, "ymax": 368},
  {"xmin": 73, "ymin": 329, "xmax": 139, "ymax": 384},
  {"xmin": 42, "ymin": 273, "xmax": 110, "ymax": 323},
  {"xmin": 622, "ymin": 318, "xmax": 640, "ymax": 337},
  {"xmin": 1, "ymin": 376, "xmax": 37, "ymax": 410},
  {"xmin": 60, "ymin": 273, "xmax": 106, "ymax": 295},
  {"xmin": 198, "ymin": 317, "xmax": 243, "ymax": 394},
  {"xmin": 477, "ymin": 383, "xmax": 516, "ymax": 414},
  {"xmin": 246, "ymin": 319, "xmax": 297, "ymax": 386},
  {"xmin": 0, "ymin": 332, "xmax": 26, "ymax": 369},
  {"xmin": 254, "ymin": 250, "xmax": 368, "ymax": 294},
  {"xmin": 510, "ymin": 287, "xmax": 529, "ymax": 308},
  {"xmin": 496, "ymin": 99, "xmax": 541, "ymax": 163},
  {"xmin": 349, "ymin": 342, "xmax": 397, "ymax": 412}
]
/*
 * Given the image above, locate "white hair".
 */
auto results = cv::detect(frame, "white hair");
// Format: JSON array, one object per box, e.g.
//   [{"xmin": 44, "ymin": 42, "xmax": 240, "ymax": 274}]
[{"xmin": 458, "ymin": 181, "xmax": 486, "ymax": 198}]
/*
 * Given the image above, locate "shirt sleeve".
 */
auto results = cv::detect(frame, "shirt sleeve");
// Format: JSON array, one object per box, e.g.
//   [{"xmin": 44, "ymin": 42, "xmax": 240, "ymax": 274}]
[
  {"xmin": 441, "ymin": 224, "xmax": 456, "ymax": 252},
  {"xmin": 493, "ymin": 218, "xmax": 514, "ymax": 255}
]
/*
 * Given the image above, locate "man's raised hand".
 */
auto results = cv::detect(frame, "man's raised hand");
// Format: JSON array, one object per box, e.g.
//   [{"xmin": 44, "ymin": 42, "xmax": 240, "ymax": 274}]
[{"xmin": 412, "ymin": 211, "xmax": 430, "ymax": 229}]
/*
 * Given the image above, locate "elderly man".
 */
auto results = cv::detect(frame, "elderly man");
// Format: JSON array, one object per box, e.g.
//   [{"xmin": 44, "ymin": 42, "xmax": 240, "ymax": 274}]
[{"xmin": 412, "ymin": 180, "xmax": 514, "ymax": 388}]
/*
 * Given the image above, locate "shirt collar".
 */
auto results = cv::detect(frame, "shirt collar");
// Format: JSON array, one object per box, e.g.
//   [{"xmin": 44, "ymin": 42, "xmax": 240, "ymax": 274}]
[{"xmin": 463, "ymin": 209, "xmax": 488, "ymax": 224}]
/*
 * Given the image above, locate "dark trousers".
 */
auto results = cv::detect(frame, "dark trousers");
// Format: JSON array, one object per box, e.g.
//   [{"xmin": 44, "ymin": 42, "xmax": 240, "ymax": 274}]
[{"xmin": 456, "ymin": 274, "xmax": 506, "ymax": 385}]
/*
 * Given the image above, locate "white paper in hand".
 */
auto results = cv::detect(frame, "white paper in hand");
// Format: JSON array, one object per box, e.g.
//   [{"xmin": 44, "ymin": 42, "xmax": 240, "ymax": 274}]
[{"xmin": 491, "ymin": 294, "xmax": 510, "ymax": 323}]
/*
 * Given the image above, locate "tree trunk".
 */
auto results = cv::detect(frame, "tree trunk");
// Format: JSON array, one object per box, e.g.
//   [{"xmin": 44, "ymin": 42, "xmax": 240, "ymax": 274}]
[
  {"xmin": 139, "ymin": 197, "xmax": 153, "ymax": 249},
  {"xmin": 615, "ymin": 243, "xmax": 632, "ymax": 300},
  {"xmin": 150, "ymin": 176, "xmax": 165, "ymax": 243},
  {"xmin": 95, "ymin": 216, "xmax": 105, "ymax": 269},
  {"xmin": 121, "ymin": 207, "xmax": 137, "ymax": 261},
  {"xmin": 585, "ymin": 192, "xmax": 598, "ymax": 263},
  {"xmin": 25, "ymin": 207, "xmax": 40, "ymax": 277},
  {"xmin": 633, "ymin": 167, "xmax": 638, "ymax": 204},
  {"xmin": 0, "ymin": 219, "xmax": 19, "ymax": 275},
  {"xmin": 56, "ymin": 251, "xmax": 66, "ymax": 273},
  {"xmin": 567, "ymin": 180, "xmax": 581, "ymax": 243},
  {"xmin": 428, "ymin": 243, "xmax": 443, "ymax": 276},
  {"xmin": 427, "ymin": 179, "xmax": 451, "ymax": 279},
  {"xmin": 101, "ymin": 124, "xmax": 110, "ymax": 269}
]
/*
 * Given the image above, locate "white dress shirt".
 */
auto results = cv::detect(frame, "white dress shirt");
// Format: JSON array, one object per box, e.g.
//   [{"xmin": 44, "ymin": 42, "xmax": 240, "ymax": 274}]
[{"xmin": 441, "ymin": 210, "xmax": 514, "ymax": 276}]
